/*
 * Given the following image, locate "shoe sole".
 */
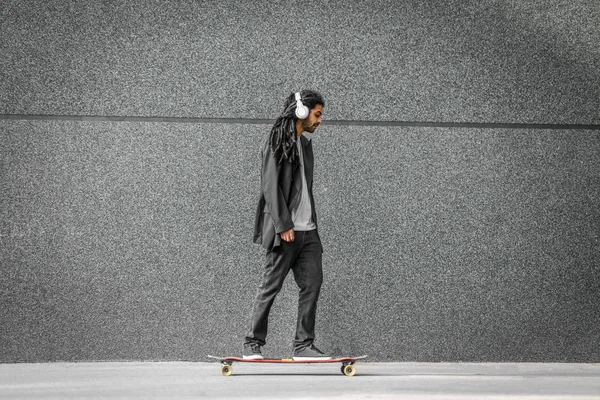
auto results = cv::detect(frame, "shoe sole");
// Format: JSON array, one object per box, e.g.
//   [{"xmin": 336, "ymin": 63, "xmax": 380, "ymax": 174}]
[{"xmin": 242, "ymin": 355, "xmax": 264, "ymax": 360}]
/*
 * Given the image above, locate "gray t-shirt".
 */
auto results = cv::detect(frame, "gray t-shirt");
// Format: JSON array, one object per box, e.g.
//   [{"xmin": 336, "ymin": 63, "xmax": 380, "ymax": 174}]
[{"xmin": 291, "ymin": 137, "xmax": 316, "ymax": 231}]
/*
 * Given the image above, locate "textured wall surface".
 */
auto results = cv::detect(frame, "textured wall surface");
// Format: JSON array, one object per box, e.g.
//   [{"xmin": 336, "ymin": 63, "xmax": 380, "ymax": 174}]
[
  {"xmin": 1, "ymin": 0, "xmax": 599, "ymax": 362},
  {"xmin": 1, "ymin": 0, "xmax": 599, "ymax": 124},
  {"xmin": 2, "ymin": 121, "xmax": 599, "ymax": 362}
]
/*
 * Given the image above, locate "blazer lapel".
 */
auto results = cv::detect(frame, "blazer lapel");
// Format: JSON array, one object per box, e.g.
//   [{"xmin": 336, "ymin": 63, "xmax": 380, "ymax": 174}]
[
  {"xmin": 290, "ymin": 140, "xmax": 303, "ymax": 206},
  {"xmin": 301, "ymin": 136, "xmax": 314, "ymax": 190}
]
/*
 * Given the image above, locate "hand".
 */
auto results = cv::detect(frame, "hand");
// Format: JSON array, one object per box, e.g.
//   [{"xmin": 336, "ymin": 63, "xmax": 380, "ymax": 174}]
[{"xmin": 280, "ymin": 228, "xmax": 295, "ymax": 242}]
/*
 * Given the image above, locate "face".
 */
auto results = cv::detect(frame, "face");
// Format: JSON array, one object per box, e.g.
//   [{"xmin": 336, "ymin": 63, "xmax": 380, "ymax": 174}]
[{"xmin": 301, "ymin": 104, "xmax": 323, "ymax": 133}]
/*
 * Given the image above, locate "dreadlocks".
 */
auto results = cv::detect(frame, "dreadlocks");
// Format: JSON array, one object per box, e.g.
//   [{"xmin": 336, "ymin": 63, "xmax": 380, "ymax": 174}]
[{"xmin": 269, "ymin": 90, "xmax": 325, "ymax": 164}]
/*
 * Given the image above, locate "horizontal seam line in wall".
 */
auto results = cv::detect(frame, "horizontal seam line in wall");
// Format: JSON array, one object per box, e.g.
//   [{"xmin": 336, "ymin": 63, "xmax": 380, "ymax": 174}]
[{"xmin": 0, "ymin": 114, "xmax": 599, "ymax": 130}]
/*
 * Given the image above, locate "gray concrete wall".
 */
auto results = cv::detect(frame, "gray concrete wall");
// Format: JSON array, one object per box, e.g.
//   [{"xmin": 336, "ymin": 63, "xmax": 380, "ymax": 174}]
[{"xmin": 1, "ymin": 0, "xmax": 599, "ymax": 362}]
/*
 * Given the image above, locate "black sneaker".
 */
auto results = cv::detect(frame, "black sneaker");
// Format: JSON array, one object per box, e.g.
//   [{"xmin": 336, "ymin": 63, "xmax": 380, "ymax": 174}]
[
  {"xmin": 293, "ymin": 344, "xmax": 332, "ymax": 361},
  {"xmin": 242, "ymin": 343, "xmax": 264, "ymax": 360}
]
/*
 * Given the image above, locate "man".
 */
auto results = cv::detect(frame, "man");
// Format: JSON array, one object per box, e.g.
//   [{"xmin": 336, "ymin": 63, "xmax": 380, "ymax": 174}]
[{"xmin": 243, "ymin": 90, "xmax": 330, "ymax": 361}]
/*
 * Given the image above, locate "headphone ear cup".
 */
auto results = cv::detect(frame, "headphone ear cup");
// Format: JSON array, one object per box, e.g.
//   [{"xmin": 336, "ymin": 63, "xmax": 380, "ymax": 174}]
[{"xmin": 295, "ymin": 92, "xmax": 309, "ymax": 119}]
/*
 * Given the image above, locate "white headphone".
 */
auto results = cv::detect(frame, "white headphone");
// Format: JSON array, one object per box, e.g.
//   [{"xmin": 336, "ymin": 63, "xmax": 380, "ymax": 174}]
[{"xmin": 295, "ymin": 92, "xmax": 309, "ymax": 119}]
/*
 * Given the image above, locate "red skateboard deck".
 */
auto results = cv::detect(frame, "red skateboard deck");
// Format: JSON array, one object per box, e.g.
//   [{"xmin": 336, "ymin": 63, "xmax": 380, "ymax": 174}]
[{"xmin": 207, "ymin": 355, "xmax": 367, "ymax": 376}]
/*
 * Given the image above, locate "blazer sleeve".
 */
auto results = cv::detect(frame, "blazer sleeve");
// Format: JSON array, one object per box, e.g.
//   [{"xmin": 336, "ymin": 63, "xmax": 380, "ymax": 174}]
[{"xmin": 261, "ymin": 144, "xmax": 294, "ymax": 234}]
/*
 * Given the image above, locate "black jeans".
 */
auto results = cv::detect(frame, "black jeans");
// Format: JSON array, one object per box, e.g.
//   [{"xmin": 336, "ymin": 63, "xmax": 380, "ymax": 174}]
[{"xmin": 245, "ymin": 230, "xmax": 323, "ymax": 352}]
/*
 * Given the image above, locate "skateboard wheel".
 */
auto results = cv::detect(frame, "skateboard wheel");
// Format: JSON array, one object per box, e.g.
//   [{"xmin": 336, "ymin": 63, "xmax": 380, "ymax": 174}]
[
  {"xmin": 221, "ymin": 364, "xmax": 233, "ymax": 376},
  {"xmin": 342, "ymin": 364, "xmax": 356, "ymax": 377}
]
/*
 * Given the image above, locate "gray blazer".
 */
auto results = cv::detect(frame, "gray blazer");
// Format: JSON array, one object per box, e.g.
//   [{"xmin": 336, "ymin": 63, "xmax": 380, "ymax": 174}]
[{"xmin": 253, "ymin": 135, "xmax": 319, "ymax": 250}]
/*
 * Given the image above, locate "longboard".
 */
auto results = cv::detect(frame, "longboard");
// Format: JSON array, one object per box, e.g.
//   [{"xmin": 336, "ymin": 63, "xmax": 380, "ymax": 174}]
[{"xmin": 207, "ymin": 355, "xmax": 367, "ymax": 376}]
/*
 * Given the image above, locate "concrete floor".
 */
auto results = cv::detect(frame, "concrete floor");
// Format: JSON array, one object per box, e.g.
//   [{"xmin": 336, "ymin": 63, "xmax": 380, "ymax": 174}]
[{"xmin": 1, "ymin": 362, "xmax": 599, "ymax": 399}]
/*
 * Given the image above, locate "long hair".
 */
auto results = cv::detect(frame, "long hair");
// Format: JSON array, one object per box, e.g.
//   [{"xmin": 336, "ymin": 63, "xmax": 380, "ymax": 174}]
[{"xmin": 268, "ymin": 90, "xmax": 325, "ymax": 164}]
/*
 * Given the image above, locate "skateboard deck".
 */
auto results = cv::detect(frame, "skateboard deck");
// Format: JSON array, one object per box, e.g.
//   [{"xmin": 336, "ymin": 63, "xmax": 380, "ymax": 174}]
[{"xmin": 207, "ymin": 355, "xmax": 367, "ymax": 376}]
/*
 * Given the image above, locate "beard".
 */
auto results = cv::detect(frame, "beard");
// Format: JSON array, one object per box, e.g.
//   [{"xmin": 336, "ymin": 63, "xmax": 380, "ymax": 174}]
[{"xmin": 302, "ymin": 120, "xmax": 318, "ymax": 133}]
